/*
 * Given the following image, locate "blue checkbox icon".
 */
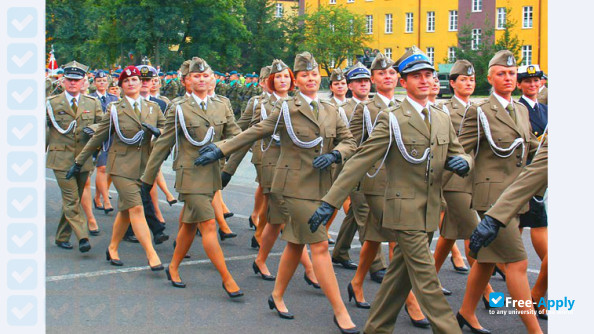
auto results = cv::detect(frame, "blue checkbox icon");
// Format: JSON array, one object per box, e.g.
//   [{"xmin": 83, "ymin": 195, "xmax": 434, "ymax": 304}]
[
  {"xmin": 7, "ymin": 295, "xmax": 37, "ymax": 326},
  {"xmin": 489, "ymin": 292, "xmax": 505, "ymax": 308},
  {"xmin": 7, "ymin": 188, "xmax": 37, "ymax": 218},
  {"xmin": 7, "ymin": 224, "xmax": 37, "ymax": 254},
  {"xmin": 7, "ymin": 116, "xmax": 37, "ymax": 146},
  {"xmin": 7, "ymin": 259, "xmax": 37, "ymax": 290},
  {"xmin": 8, "ymin": 80, "xmax": 37, "ymax": 110},
  {"xmin": 7, "ymin": 7, "xmax": 37, "ymax": 38},
  {"xmin": 8, "ymin": 44, "xmax": 37, "ymax": 74},
  {"xmin": 7, "ymin": 152, "xmax": 37, "ymax": 182}
]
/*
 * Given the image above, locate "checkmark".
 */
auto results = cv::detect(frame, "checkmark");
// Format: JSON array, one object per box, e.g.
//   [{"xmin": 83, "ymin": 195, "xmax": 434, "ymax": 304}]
[
  {"xmin": 491, "ymin": 296, "xmax": 502, "ymax": 304},
  {"xmin": 11, "ymin": 303, "xmax": 34, "ymax": 320},
  {"xmin": 12, "ymin": 266, "xmax": 34, "ymax": 284},
  {"xmin": 11, "ymin": 195, "xmax": 33, "ymax": 212},
  {"xmin": 84, "ymin": 304, "xmax": 106, "ymax": 319},
  {"xmin": 11, "ymin": 15, "xmax": 33, "ymax": 31},
  {"xmin": 11, "ymin": 159, "xmax": 33, "ymax": 176},
  {"xmin": 11, "ymin": 51, "xmax": 34, "ymax": 68},
  {"xmin": 12, "ymin": 123, "xmax": 33, "ymax": 140},
  {"xmin": 12, "ymin": 87, "xmax": 33, "ymax": 104},
  {"xmin": 11, "ymin": 230, "xmax": 33, "ymax": 247}
]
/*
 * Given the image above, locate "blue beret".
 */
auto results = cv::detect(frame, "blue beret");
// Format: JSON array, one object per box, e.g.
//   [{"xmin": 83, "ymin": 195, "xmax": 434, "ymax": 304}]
[
  {"xmin": 56, "ymin": 68, "xmax": 64, "ymax": 74},
  {"xmin": 229, "ymin": 71, "xmax": 238, "ymax": 75},
  {"xmin": 115, "ymin": 69, "xmax": 123, "ymax": 74},
  {"xmin": 112, "ymin": 73, "xmax": 119, "ymax": 78}
]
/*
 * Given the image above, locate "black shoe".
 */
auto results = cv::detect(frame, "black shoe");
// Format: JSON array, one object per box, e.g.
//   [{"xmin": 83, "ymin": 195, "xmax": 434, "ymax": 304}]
[
  {"xmin": 218, "ymin": 228, "xmax": 237, "ymax": 241},
  {"xmin": 268, "ymin": 295, "xmax": 294, "ymax": 319},
  {"xmin": 482, "ymin": 296, "xmax": 492, "ymax": 310},
  {"xmin": 55, "ymin": 241, "xmax": 73, "ymax": 249},
  {"xmin": 89, "ymin": 228, "xmax": 100, "ymax": 236},
  {"xmin": 105, "ymin": 249, "xmax": 123, "ymax": 266},
  {"xmin": 196, "ymin": 229, "xmax": 202, "ymax": 237},
  {"xmin": 93, "ymin": 200, "xmax": 104, "ymax": 210},
  {"xmin": 154, "ymin": 232, "xmax": 169, "ymax": 245},
  {"xmin": 492, "ymin": 266, "xmax": 506, "ymax": 281},
  {"xmin": 123, "ymin": 235, "xmax": 139, "ymax": 243},
  {"xmin": 304, "ymin": 273, "xmax": 321, "ymax": 289},
  {"xmin": 172, "ymin": 240, "xmax": 191, "ymax": 258},
  {"xmin": 451, "ymin": 257, "xmax": 469, "ymax": 273},
  {"xmin": 251, "ymin": 235, "xmax": 260, "ymax": 249},
  {"xmin": 165, "ymin": 266, "xmax": 186, "ymax": 288},
  {"xmin": 222, "ymin": 282, "xmax": 243, "ymax": 298},
  {"xmin": 456, "ymin": 312, "xmax": 491, "ymax": 334},
  {"xmin": 148, "ymin": 261, "xmax": 164, "ymax": 271},
  {"xmin": 532, "ymin": 299, "xmax": 548, "ymax": 320},
  {"xmin": 104, "ymin": 207, "xmax": 114, "ymax": 215},
  {"xmin": 249, "ymin": 216, "xmax": 256, "ymax": 229},
  {"xmin": 79, "ymin": 238, "xmax": 91, "ymax": 253},
  {"xmin": 253, "ymin": 261, "xmax": 276, "ymax": 281},
  {"xmin": 404, "ymin": 305, "xmax": 430, "ymax": 329},
  {"xmin": 167, "ymin": 199, "xmax": 178, "ymax": 206},
  {"xmin": 370, "ymin": 269, "xmax": 386, "ymax": 283},
  {"xmin": 328, "ymin": 237, "xmax": 335, "ymax": 244},
  {"xmin": 332, "ymin": 258, "xmax": 358, "ymax": 270},
  {"xmin": 441, "ymin": 287, "xmax": 452, "ymax": 296},
  {"xmin": 333, "ymin": 316, "xmax": 359, "ymax": 334},
  {"xmin": 347, "ymin": 283, "xmax": 370, "ymax": 309},
  {"xmin": 224, "ymin": 212, "xmax": 234, "ymax": 219}
]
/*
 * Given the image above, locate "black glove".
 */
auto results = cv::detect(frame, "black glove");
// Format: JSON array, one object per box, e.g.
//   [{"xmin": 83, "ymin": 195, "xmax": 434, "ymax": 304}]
[
  {"xmin": 445, "ymin": 156, "xmax": 470, "ymax": 176},
  {"xmin": 199, "ymin": 143, "xmax": 217, "ymax": 155},
  {"xmin": 308, "ymin": 202, "xmax": 336, "ymax": 233},
  {"xmin": 312, "ymin": 150, "xmax": 341, "ymax": 169},
  {"xmin": 194, "ymin": 147, "xmax": 224, "ymax": 166},
  {"xmin": 82, "ymin": 127, "xmax": 95, "ymax": 136},
  {"xmin": 528, "ymin": 196, "xmax": 547, "ymax": 224},
  {"xmin": 221, "ymin": 171, "xmax": 232, "ymax": 188},
  {"xmin": 65, "ymin": 163, "xmax": 82, "ymax": 180},
  {"xmin": 141, "ymin": 122, "xmax": 161, "ymax": 138},
  {"xmin": 469, "ymin": 215, "xmax": 504, "ymax": 254}
]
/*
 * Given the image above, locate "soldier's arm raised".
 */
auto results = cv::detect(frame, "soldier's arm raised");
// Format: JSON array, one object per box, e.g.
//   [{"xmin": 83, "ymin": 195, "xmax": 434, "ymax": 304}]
[{"xmin": 141, "ymin": 103, "xmax": 177, "ymax": 185}]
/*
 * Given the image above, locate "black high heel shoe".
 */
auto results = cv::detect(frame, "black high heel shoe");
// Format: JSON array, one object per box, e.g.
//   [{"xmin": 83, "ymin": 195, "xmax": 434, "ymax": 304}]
[
  {"xmin": 248, "ymin": 216, "xmax": 256, "ymax": 229},
  {"xmin": 89, "ymin": 227, "xmax": 100, "ymax": 236},
  {"xmin": 218, "ymin": 228, "xmax": 237, "ymax": 241},
  {"xmin": 456, "ymin": 312, "xmax": 491, "ymax": 334},
  {"xmin": 172, "ymin": 240, "xmax": 191, "ymax": 259},
  {"xmin": 167, "ymin": 199, "xmax": 177, "ymax": 206},
  {"xmin": 333, "ymin": 316, "xmax": 359, "ymax": 334},
  {"xmin": 222, "ymin": 282, "xmax": 243, "ymax": 298},
  {"xmin": 268, "ymin": 295, "xmax": 294, "ymax": 319},
  {"xmin": 251, "ymin": 235, "xmax": 260, "ymax": 249},
  {"xmin": 253, "ymin": 261, "xmax": 275, "ymax": 281},
  {"xmin": 104, "ymin": 207, "xmax": 114, "ymax": 215},
  {"xmin": 105, "ymin": 249, "xmax": 123, "ymax": 266},
  {"xmin": 492, "ymin": 266, "xmax": 506, "ymax": 281},
  {"xmin": 404, "ymin": 305, "xmax": 430, "ymax": 328},
  {"xmin": 224, "ymin": 212, "xmax": 234, "ymax": 219},
  {"xmin": 303, "ymin": 273, "xmax": 320, "ymax": 289},
  {"xmin": 93, "ymin": 200, "xmax": 104, "ymax": 210},
  {"xmin": 451, "ymin": 256, "xmax": 469, "ymax": 273},
  {"xmin": 532, "ymin": 299, "xmax": 548, "ymax": 320},
  {"xmin": 482, "ymin": 296, "xmax": 492, "ymax": 310},
  {"xmin": 148, "ymin": 261, "xmax": 164, "ymax": 271},
  {"xmin": 347, "ymin": 283, "xmax": 370, "ymax": 309},
  {"xmin": 165, "ymin": 266, "xmax": 186, "ymax": 288}
]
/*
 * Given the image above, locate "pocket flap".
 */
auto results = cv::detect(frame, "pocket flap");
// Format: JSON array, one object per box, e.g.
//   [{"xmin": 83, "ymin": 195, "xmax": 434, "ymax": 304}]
[
  {"xmin": 437, "ymin": 135, "xmax": 449, "ymax": 144},
  {"xmin": 49, "ymin": 143, "xmax": 66, "ymax": 151}
]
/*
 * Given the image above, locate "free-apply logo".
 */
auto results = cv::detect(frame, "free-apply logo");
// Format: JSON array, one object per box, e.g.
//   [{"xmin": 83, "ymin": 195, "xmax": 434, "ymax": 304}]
[
  {"xmin": 489, "ymin": 292, "xmax": 505, "ymax": 307},
  {"xmin": 489, "ymin": 292, "xmax": 576, "ymax": 312}
]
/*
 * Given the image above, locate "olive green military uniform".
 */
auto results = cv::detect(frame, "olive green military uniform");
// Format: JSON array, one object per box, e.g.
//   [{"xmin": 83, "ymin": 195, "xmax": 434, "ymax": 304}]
[{"xmin": 537, "ymin": 85, "xmax": 548, "ymax": 105}]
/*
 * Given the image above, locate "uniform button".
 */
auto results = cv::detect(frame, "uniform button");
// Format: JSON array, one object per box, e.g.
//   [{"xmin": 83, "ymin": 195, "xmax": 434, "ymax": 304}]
[
  {"xmin": 285, "ymin": 164, "xmax": 288, "ymax": 167},
  {"xmin": 396, "ymin": 192, "xmax": 401, "ymax": 197},
  {"xmin": 315, "ymin": 149, "xmax": 319, "ymax": 153},
  {"xmin": 430, "ymin": 168, "xmax": 434, "ymax": 173},
  {"xmin": 497, "ymin": 138, "xmax": 502, "ymax": 141},
  {"xmin": 516, "ymin": 162, "xmax": 522, "ymax": 167},
  {"xmin": 516, "ymin": 153, "xmax": 521, "ymax": 158},
  {"xmin": 315, "ymin": 132, "xmax": 320, "ymax": 135},
  {"xmin": 430, "ymin": 182, "xmax": 433, "ymax": 186},
  {"xmin": 431, "ymin": 142, "xmax": 435, "ymax": 145},
  {"xmin": 486, "ymin": 177, "xmax": 490, "ymax": 181}
]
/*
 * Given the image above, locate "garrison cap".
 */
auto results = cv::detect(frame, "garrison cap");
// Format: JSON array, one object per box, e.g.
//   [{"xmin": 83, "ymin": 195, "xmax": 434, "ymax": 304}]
[
  {"xmin": 179, "ymin": 60, "xmax": 192, "ymax": 77},
  {"xmin": 189, "ymin": 57, "xmax": 211, "ymax": 73},
  {"xmin": 158, "ymin": 72, "xmax": 165, "ymax": 77},
  {"xmin": 95, "ymin": 70, "xmax": 108, "ymax": 78},
  {"xmin": 346, "ymin": 63, "xmax": 371, "ymax": 81},
  {"xmin": 270, "ymin": 59, "xmax": 289, "ymax": 75},
  {"xmin": 63, "ymin": 60, "xmax": 89, "ymax": 79},
  {"xmin": 118, "ymin": 65, "xmax": 141, "ymax": 87},
  {"xmin": 450, "ymin": 59, "xmax": 475, "ymax": 76},
  {"xmin": 489, "ymin": 50, "xmax": 517, "ymax": 68},
  {"xmin": 137, "ymin": 65, "xmax": 157, "ymax": 79},
  {"xmin": 370, "ymin": 52, "xmax": 395, "ymax": 71},
  {"xmin": 260, "ymin": 66, "xmax": 272, "ymax": 79},
  {"xmin": 395, "ymin": 46, "xmax": 434, "ymax": 74},
  {"xmin": 293, "ymin": 52, "xmax": 317, "ymax": 72},
  {"xmin": 517, "ymin": 64, "xmax": 544, "ymax": 82},
  {"xmin": 330, "ymin": 68, "xmax": 346, "ymax": 82},
  {"xmin": 229, "ymin": 70, "xmax": 238, "ymax": 75}
]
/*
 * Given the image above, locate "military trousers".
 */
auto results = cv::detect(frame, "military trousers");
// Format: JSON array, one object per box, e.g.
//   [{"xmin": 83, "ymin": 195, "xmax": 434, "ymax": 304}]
[
  {"xmin": 364, "ymin": 230, "xmax": 461, "ymax": 334},
  {"xmin": 54, "ymin": 170, "xmax": 90, "ymax": 243}
]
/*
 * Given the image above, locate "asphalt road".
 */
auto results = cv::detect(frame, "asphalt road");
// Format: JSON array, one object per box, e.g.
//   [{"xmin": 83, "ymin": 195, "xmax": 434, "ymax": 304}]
[{"xmin": 45, "ymin": 138, "xmax": 547, "ymax": 334}]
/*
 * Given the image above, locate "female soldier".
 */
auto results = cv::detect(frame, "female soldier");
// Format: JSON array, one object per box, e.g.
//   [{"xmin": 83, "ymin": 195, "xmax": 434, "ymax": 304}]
[
  {"xmin": 196, "ymin": 52, "xmax": 359, "ymax": 333},
  {"xmin": 67, "ymin": 65, "xmax": 164, "ymax": 269}
]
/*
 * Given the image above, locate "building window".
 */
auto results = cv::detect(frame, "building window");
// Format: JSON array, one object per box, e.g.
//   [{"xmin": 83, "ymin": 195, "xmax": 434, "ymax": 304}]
[
  {"xmin": 426, "ymin": 11, "xmax": 435, "ymax": 32},
  {"xmin": 366, "ymin": 15, "xmax": 373, "ymax": 34},
  {"xmin": 385, "ymin": 48, "xmax": 392, "ymax": 60},
  {"xmin": 329, "ymin": 0, "xmax": 336, "ymax": 4},
  {"xmin": 497, "ymin": 7, "xmax": 506, "ymax": 29},
  {"xmin": 522, "ymin": 45, "xmax": 532, "ymax": 65},
  {"xmin": 449, "ymin": 10, "xmax": 458, "ymax": 31},
  {"xmin": 472, "ymin": 0, "xmax": 483, "ymax": 12},
  {"xmin": 275, "ymin": 3, "xmax": 283, "ymax": 18},
  {"xmin": 405, "ymin": 12, "xmax": 414, "ymax": 33},
  {"xmin": 347, "ymin": 0, "xmax": 354, "ymax": 3},
  {"xmin": 448, "ymin": 47, "xmax": 456, "ymax": 62},
  {"xmin": 330, "ymin": 23, "xmax": 335, "ymax": 32},
  {"xmin": 426, "ymin": 47, "xmax": 434, "ymax": 64},
  {"xmin": 385, "ymin": 14, "xmax": 393, "ymax": 33},
  {"xmin": 471, "ymin": 28, "xmax": 481, "ymax": 50},
  {"xmin": 523, "ymin": 6, "xmax": 533, "ymax": 28}
]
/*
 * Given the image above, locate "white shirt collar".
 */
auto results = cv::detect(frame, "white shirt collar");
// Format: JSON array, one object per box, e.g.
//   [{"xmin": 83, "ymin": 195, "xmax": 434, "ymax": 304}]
[
  {"xmin": 351, "ymin": 97, "xmax": 363, "ymax": 104},
  {"xmin": 539, "ymin": 85, "xmax": 545, "ymax": 92},
  {"xmin": 406, "ymin": 96, "xmax": 430, "ymax": 121},
  {"xmin": 376, "ymin": 92, "xmax": 395, "ymax": 108},
  {"xmin": 273, "ymin": 92, "xmax": 283, "ymax": 101},
  {"xmin": 522, "ymin": 95, "xmax": 537, "ymax": 108},
  {"xmin": 299, "ymin": 92, "xmax": 319, "ymax": 107},
  {"xmin": 96, "ymin": 91, "xmax": 106, "ymax": 99},
  {"xmin": 265, "ymin": 91, "xmax": 271, "ymax": 98},
  {"xmin": 333, "ymin": 96, "xmax": 346, "ymax": 105},
  {"xmin": 125, "ymin": 95, "xmax": 142, "ymax": 108},
  {"xmin": 493, "ymin": 92, "xmax": 514, "ymax": 110},
  {"xmin": 186, "ymin": 92, "xmax": 192, "ymax": 97},
  {"xmin": 192, "ymin": 93, "xmax": 208, "ymax": 109},
  {"xmin": 64, "ymin": 91, "xmax": 80, "ymax": 106},
  {"xmin": 208, "ymin": 93, "xmax": 216, "ymax": 99},
  {"xmin": 454, "ymin": 95, "xmax": 471, "ymax": 108}
]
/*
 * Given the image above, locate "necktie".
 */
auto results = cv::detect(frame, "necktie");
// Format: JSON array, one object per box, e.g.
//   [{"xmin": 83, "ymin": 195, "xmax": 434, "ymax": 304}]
[
  {"xmin": 200, "ymin": 101, "xmax": 206, "ymax": 111},
  {"xmin": 101, "ymin": 95, "xmax": 106, "ymax": 105},
  {"xmin": 71, "ymin": 98, "xmax": 78, "ymax": 114},
  {"xmin": 506, "ymin": 104, "xmax": 517, "ymax": 123},
  {"xmin": 310, "ymin": 101, "xmax": 319, "ymax": 119},
  {"xmin": 133, "ymin": 102, "xmax": 140, "ymax": 116},
  {"xmin": 388, "ymin": 100, "xmax": 395, "ymax": 108},
  {"xmin": 421, "ymin": 108, "xmax": 431, "ymax": 131}
]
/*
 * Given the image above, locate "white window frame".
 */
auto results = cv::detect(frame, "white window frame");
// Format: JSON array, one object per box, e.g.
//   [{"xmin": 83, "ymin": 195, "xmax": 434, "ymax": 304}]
[
  {"xmin": 496, "ymin": 7, "xmax": 506, "ymax": 30},
  {"xmin": 329, "ymin": 0, "xmax": 336, "ymax": 4},
  {"xmin": 426, "ymin": 11, "xmax": 435, "ymax": 32},
  {"xmin": 347, "ymin": 52, "xmax": 354, "ymax": 67},
  {"xmin": 405, "ymin": 12, "xmax": 414, "ymax": 33},
  {"xmin": 472, "ymin": 0, "xmax": 483, "ymax": 12},
  {"xmin": 275, "ymin": 3, "xmax": 283, "ymax": 18},
  {"xmin": 448, "ymin": 47, "xmax": 456, "ymax": 62},
  {"xmin": 449, "ymin": 10, "xmax": 458, "ymax": 31},
  {"xmin": 426, "ymin": 47, "xmax": 434, "ymax": 65},
  {"xmin": 522, "ymin": 45, "xmax": 533, "ymax": 65},
  {"xmin": 347, "ymin": 0, "xmax": 354, "ymax": 3},
  {"xmin": 366, "ymin": 15, "xmax": 373, "ymax": 34},
  {"xmin": 471, "ymin": 28, "xmax": 481, "ymax": 50},
  {"xmin": 385, "ymin": 13, "xmax": 393, "ymax": 34},
  {"xmin": 523, "ymin": 6, "xmax": 533, "ymax": 29},
  {"xmin": 330, "ymin": 23, "xmax": 335, "ymax": 32},
  {"xmin": 385, "ymin": 48, "xmax": 392, "ymax": 60}
]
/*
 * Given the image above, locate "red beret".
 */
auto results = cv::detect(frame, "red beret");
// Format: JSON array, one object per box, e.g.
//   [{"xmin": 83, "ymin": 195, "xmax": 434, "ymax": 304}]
[{"xmin": 118, "ymin": 66, "xmax": 141, "ymax": 87}]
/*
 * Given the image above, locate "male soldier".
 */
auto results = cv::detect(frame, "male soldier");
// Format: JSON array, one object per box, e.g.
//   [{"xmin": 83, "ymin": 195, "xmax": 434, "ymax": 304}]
[
  {"xmin": 456, "ymin": 50, "xmax": 542, "ymax": 333},
  {"xmin": 163, "ymin": 71, "xmax": 179, "ymax": 100},
  {"xmin": 107, "ymin": 80, "xmax": 121, "ymax": 98},
  {"xmin": 89, "ymin": 70, "xmax": 119, "ymax": 112},
  {"xmin": 46, "ymin": 61, "xmax": 103, "ymax": 252},
  {"xmin": 138, "ymin": 65, "xmax": 168, "ymax": 112},
  {"xmin": 50, "ymin": 68, "xmax": 65, "ymax": 95},
  {"xmin": 226, "ymin": 70, "xmax": 244, "ymax": 116},
  {"xmin": 151, "ymin": 74, "xmax": 170, "ymax": 105},
  {"xmin": 309, "ymin": 46, "xmax": 471, "ymax": 333},
  {"xmin": 537, "ymin": 73, "xmax": 548, "ymax": 105}
]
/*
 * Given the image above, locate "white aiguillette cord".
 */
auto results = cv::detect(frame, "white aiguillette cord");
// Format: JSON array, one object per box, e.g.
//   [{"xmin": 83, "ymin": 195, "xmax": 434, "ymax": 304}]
[
  {"xmin": 174, "ymin": 104, "xmax": 215, "ymax": 157},
  {"xmin": 475, "ymin": 106, "xmax": 526, "ymax": 160},
  {"xmin": 266, "ymin": 100, "xmax": 323, "ymax": 152},
  {"xmin": 46, "ymin": 100, "xmax": 77, "ymax": 134},
  {"xmin": 108, "ymin": 103, "xmax": 145, "ymax": 146},
  {"xmin": 532, "ymin": 124, "xmax": 548, "ymax": 205},
  {"xmin": 361, "ymin": 104, "xmax": 382, "ymax": 146},
  {"xmin": 260, "ymin": 100, "xmax": 281, "ymax": 152}
]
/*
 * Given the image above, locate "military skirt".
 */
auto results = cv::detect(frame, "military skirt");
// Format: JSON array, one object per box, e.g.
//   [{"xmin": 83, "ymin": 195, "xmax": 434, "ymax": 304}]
[
  {"xmin": 441, "ymin": 191, "xmax": 480, "ymax": 240},
  {"xmin": 178, "ymin": 193, "xmax": 215, "ymax": 223},
  {"xmin": 276, "ymin": 195, "xmax": 328, "ymax": 245},
  {"xmin": 111, "ymin": 176, "xmax": 143, "ymax": 211},
  {"xmin": 267, "ymin": 192, "xmax": 291, "ymax": 225},
  {"xmin": 362, "ymin": 194, "xmax": 397, "ymax": 242},
  {"xmin": 476, "ymin": 212, "xmax": 527, "ymax": 263}
]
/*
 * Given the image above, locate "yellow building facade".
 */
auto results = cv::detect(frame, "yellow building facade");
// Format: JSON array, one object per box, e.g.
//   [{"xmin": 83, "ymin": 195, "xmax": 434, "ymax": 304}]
[
  {"xmin": 272, "ymin": 0, "xmax": 300, "ymax": 19},
  {"xmin": 302, "ymin": 0, "xmax": 547, "ymax": 72}
]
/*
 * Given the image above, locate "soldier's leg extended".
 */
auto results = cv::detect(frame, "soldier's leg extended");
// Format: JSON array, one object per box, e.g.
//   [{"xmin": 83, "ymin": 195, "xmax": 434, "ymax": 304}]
[{"xmin": 54, "ymin": 170, "xmax": 90, "ymax": 242}]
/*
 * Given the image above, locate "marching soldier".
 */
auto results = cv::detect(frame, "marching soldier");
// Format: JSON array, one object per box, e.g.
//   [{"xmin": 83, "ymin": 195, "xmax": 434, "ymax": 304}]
[
  {"xmin": 456, "ymin": 50, "xmax": 542, "ymax": 334},
  {"xmin": 309, "ymin": 46, "xmax": 472, "ymax": 334},
  {"xmin": 226, "ymin": 70, "xmax": 243, "ymax": 116},
  {"xmin": 46, "ymin": 61, "xmax": 103, "ymax": 252},
  {"xmin": 163, "ymin": 71, "xmax": 179, "ymax": 100},
  {"xmin": 328, "ymin": 68, "xmax": 348, "ymax": 106}
]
